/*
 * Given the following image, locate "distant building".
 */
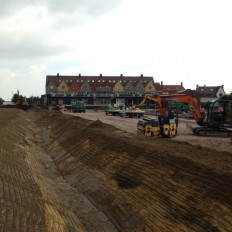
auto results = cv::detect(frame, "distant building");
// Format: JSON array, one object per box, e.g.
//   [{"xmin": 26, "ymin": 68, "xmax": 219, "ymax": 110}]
[
  {"xmin": 196, "ymin": 85, "xmax": 226, "ymax": 106},
  {"xmin": 3, "ymin": 101, "xmax": 15, "ymax": 106},
  {"xmin": 42, "ymin": 73, "xmax": 157, "ymax": 107},
  {"xmin": 156, "ymin": 81, "xmax": 185, "ymax": 95}
]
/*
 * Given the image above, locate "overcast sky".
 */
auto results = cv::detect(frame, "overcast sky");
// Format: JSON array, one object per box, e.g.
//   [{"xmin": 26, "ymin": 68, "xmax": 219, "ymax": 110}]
[{"xmin": 0, "ymin": 0, "xmax": 232, "ymax": 100}]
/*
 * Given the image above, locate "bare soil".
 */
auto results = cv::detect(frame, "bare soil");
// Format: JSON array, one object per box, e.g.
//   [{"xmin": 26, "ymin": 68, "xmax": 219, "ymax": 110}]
[
  {"xmin": 1, "ymin": 108, "xmax": 232, "ymax": 231},
  {"xmin": 64, "ymin": 110, "xmax": 232, "ymax": 153}
]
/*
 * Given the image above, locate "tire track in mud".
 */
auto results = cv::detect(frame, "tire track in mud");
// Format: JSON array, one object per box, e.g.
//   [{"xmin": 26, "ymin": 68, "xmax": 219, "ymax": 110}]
[
  {"xmin": 0, "ymin": 109, "xmax": 47, "ymax": 232},
  {"xmin": 33, "ymin": 109, "xmax": 232, "ymax": 231},
  {"xmin": 0, "ymin": 109, "xmax": 117, "ymax": 232},
  {"xmin": 28, "ymin": 112, "xmax": 117, "ymax": 232}
]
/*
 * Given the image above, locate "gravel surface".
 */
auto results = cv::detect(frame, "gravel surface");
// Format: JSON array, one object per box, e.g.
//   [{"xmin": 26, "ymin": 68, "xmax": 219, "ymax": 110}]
[{"xmin": 64, "ymin": 110, "xmax": 232, "ymax": 153}]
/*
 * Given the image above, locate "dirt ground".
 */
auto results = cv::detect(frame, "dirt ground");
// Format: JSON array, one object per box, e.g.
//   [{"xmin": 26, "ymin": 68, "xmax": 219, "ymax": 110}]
[
  {"xmin": 64, "ymin": 110, "xmax": 232, "ymax": 153},
  {"xmin": 1, "ymin": 108, "xmax": 232, "ymax": 231}
]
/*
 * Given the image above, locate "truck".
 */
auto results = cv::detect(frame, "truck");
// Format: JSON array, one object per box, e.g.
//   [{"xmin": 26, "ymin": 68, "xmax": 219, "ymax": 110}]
[
  {"xmin": 120, "ymin": 108, "xmax": 145, "ymax": 118},
  {"xmin": 105, "ymin": 104, "xmax": 145, "ymax": 118},
  {"xmin": 105, "ymin": 104, "xmax": 123, "ymax": 116},
  {"xmin": 71, "ymin": 101, "xmax": 86, "ymax": 113}
]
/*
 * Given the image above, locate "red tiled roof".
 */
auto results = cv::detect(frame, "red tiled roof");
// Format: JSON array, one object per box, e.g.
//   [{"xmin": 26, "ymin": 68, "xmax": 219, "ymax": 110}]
[
  {"xmin": 196, "ymin": 86, "xmax": 221, "ymax": 95},
  {"xmin": 154, "ymin": 83, "xmax": 162, "ymax": 90},
  {"xmin": 46, "ymin": 74, "xmax": 154, "ymax": 87},
  {"xmin": 161, "ymin": 85, "xmax": 185, "ymax": 90}
]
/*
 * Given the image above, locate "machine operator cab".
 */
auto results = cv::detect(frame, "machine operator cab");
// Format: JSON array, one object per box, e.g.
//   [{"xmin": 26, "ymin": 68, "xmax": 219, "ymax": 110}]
[{"xmin": 206, "ymin": 100, "xmax": 232, "ymax": 128}]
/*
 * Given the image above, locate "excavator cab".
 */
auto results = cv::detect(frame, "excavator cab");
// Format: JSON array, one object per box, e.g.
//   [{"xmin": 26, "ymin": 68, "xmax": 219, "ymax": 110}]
[{"xmin": 207, "ymin": 100, "xmax": 232, "ymax": 128}]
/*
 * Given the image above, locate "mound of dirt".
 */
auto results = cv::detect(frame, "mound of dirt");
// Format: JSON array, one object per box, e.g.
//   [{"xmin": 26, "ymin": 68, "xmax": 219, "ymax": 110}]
[
  {"xmin": 30, "ymin": 108, "xmax": 232, "ymax": 231},
  {"xmin": 1, "ymin": 108, "xmax": 232, "ymax": 231}
]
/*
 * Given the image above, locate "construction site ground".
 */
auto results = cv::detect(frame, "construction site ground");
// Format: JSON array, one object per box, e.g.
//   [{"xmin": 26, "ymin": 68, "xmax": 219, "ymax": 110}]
[{"xmin": 0, "ymin": 108, "xmax": 232, "ymax": 232}]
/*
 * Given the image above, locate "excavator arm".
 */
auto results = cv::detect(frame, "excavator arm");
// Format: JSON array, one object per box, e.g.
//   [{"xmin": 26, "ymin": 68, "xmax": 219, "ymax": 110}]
[
  {"xmin": 163, "ymin": 94, "xmax": 206, "ymax": 126},
  {"xmin": 136, "ymin": 94, "xmax": 165, "ymax": 114},
  {"xmin": 137, "ymin": 94, "xmax": 232, "ymax": 137},
  {"xmin": 138, "ymin": 94, "xmax": 206, "ymax": 126}
]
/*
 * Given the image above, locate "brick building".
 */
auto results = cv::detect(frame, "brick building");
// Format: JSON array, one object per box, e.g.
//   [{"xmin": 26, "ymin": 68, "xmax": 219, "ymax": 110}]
[{"xmin": 42, "ymin": 73, "xmax": 157, "ymax": 107}]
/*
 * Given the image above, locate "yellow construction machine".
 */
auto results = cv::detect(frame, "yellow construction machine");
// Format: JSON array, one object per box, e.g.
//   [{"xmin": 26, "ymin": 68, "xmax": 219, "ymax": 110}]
[
  {"xmin": 15, "ymin": 90, "xmax": 30, "ymax": 111},
  {"xmin": 137, "ymin": 94, "xmax": 232, "ymax": 137}
]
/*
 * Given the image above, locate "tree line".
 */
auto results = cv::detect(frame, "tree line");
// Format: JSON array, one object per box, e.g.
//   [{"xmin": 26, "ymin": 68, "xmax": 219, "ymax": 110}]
[{"xmin": 0, "ymin": 94, "xmax": 42, "ymax": 106}]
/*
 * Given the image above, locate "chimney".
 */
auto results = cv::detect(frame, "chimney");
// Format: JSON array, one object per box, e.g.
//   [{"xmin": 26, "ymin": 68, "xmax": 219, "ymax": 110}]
[
  {"xmin": 181, "ymin": 82, "xmax": 183, "ymax": 86},
  {"xmin": 78, "ymin": 73, "xmax": 81, "ymax": 77},
  {"xmin": 57, "ymin": 73, "xmax": 59, "ymax": 76},
  {"xmin": 196, "ymin": 84, "xmax": 199, "ymax": 89},
  {"xmin": 140, "ymin": 74, "xmax": 143, "ymax": 78},
  {"xmin": 100, "ymin": 74, "xmax": 102, "ymax": 77},
  {"xmin": 120, "ymin": 74, "xmax": 123, "ymax": 77},
  {"xmin": 161, "ymin": 81, "xmax": 163, "ymax": 86}
]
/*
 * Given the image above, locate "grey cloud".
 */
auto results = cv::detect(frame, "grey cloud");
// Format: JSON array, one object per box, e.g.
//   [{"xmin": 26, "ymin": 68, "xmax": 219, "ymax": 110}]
[
  {"xmin": 0, "ymin": 0, "xmax": 36, "ymax": 15},
  {"xmin": 46, "ymin": 0, "xmax": 124, "ymax": 15},
  {"xmin": 0, "ymin": 0, "xmax": 124, "ymax": 16},
  {"xmin": 0, "ymin": 34, "xmax": 66, "ymax": 61}
]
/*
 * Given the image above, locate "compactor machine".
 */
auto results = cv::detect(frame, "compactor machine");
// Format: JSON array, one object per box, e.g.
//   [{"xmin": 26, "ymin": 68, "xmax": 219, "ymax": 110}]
[{"xmin": 137, "ymin": 94, "xmax": 232, "ymax": 137}]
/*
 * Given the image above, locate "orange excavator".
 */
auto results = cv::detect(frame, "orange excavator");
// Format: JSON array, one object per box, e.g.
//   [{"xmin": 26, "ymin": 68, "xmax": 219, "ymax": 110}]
[{"xmin": 137, "ymin": 94, "xmax": 232, "ymax": 137}]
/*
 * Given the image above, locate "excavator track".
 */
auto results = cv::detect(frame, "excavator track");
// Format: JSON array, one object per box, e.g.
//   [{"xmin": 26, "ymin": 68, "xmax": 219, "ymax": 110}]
[{"xmin": 193, "ymin": 127, "xmax": 232, "ymax": 137}]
